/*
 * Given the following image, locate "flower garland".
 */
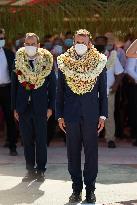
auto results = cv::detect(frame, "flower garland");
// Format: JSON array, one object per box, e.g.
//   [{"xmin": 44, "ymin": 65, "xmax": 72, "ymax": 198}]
[
  {"xmin": 57, "ymin": 46, "xmax": 107, "ymax": 95},
  {"xmin": 106, "ymin": 50, "xmax": 117, "ymax": 70},
  {"xmin": 15, "ymin": 47, "xmax": 53, "ymax": 90}
]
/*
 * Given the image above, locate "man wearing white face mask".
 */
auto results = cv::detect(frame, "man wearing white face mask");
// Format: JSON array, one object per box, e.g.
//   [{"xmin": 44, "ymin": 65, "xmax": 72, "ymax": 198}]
[
  {"xmin": 11, "ymin": 33, "xmax": 55, "ymax": 182},
  {"xmin": 0, "ymin": 28, "xmax": 17, "ymax": 156},
  {"xmin": 104, "ymin": 33, "xmax": 124, "ymax": 148},
  {"xmin": 56, "ymin": 29, "xmax": 107, "ymax": 203}
]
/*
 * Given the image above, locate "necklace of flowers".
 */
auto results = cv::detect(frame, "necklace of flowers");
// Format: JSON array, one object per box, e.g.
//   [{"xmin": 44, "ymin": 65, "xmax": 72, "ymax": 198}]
[
  {"xmin": 57, "ymin": 46, "xmax": 107, "ymax": 95},
  {"xmin": 15, "ymin": 47, "xmax": 53, "ymax": 90},
  {"xmin": 106, "ymin": 50, "xmax": 117, "ymax": 70}
]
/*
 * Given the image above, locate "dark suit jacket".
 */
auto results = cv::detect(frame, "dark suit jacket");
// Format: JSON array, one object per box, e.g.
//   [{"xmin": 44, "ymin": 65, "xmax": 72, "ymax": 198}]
[
  {"xmin": 56, "ymin": 69, "xmax": 108, "ymax": 123},
  {"xmin": 3, "ymin": 48, "xmax": 15, "ymax": 77},
  {"xmin": 11, "ymin": 69, "xmax": 56, "ymax": 115}
]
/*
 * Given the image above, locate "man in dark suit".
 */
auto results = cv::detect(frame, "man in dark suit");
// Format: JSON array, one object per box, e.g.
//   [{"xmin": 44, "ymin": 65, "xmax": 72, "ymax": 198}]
[
  {"xmin": 0, "ymin": 28, "xmax": 17, "ymax": 156},
  {"xmin": 12, "ymin": 33, "xmax": 55, "ymax": 182},
  {"xmin": 56, "ymin": 29, "xmax": 107, "ymax": 203}
]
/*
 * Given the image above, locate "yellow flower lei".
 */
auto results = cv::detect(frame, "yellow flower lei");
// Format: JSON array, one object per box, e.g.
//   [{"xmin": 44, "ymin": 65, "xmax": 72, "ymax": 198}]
[
  {"xmin": 15, "ymin": 47, "xmax": 53, "ymax": 89},
  {"xmin": 106, "ymin": 50, "xmax": 117, "ymax": 70},
  {"xmin": 57, "ymin": 46, "xmax": 107, "ymax": 95}
]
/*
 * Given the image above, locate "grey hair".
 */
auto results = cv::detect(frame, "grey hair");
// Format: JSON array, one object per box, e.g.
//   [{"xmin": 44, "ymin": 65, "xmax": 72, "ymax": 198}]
[{"xmin": 25, "ymin": 33, "xmax": 40, "ymax": 43}]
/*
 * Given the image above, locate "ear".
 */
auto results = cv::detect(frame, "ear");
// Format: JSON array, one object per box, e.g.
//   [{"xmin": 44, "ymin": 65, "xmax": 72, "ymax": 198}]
[
  {"xmin": 88, "ymin": 41, "xmax": 92, "ymax": 48},
  {"xmin": 38, "ymin": 43, "xmax": 40, "ymax": 48}
]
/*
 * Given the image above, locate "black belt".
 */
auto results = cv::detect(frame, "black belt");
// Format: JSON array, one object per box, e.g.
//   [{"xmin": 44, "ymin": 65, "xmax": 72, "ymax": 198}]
[{"xmin": 0, "ymin": 83, "xmax": 11, "ymax": 87}]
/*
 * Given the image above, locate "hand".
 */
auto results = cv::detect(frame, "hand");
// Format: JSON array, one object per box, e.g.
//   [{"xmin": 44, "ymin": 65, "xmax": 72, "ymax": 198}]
[
  {"xmin": 58, "ymin": 118, "xmax": 66, "ymax": 133},
  {"xmin": 14, "ymin": 110, "xmax": 19, "ymax": 121},
  {"xmin": 47, "ymin": 109, "xmax": 52, "ymax": 120},
  {"xmin": 98, "ymin": 118, "xmax": 105, "ymax": 134},
  {"xmin": 127, "ymin": 74, "xmax": 136, "ymax": 84},
  {"xmin": 110, "ymin": 85, "xmax": 118, "ymax": 93}
]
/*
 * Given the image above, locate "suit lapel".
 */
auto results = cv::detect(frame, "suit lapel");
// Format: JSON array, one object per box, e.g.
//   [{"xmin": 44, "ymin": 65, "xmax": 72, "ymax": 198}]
[{"xmin": 3, "ymin": 48, "xmax": 10, "ymax": 67}]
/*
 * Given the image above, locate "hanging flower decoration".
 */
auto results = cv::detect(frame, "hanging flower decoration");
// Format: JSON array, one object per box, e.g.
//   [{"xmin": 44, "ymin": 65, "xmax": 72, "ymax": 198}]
[{"xmin": 15, "ymin": 47, "xmax": 53, "ymax": 90}]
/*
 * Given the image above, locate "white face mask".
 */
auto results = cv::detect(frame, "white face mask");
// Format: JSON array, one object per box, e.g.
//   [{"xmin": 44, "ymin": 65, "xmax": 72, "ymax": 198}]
[
  {"xmin": 106, "ymin": 44, "xmax": 114, "ymax": 51},
  {"xmin": 75, "ymin": 43, "xmax": 88, "ymax": 56},
  {"xmin": 0, "ymin": 39, "xmax": 5, "ymax": 48},
  {"xmin": 15, "ymin": 39, "xmax": 20, "ymax": 47},
  {"xmin": 25, "ymin": 46, "xmax": 37, "ymax": 57},
  {"xmin": 52, "ymin": 45, "xmax": 63, "ymax": 56}
]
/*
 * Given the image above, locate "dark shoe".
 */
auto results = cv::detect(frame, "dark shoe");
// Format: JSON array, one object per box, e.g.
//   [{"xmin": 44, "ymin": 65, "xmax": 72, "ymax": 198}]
[
  {"xmin": 69, "ymin": 191, "xmax": 82, "ymax": 203},
  {"xmin": 22, "ymin": 170, "xmax": 36, "ymax": 182},
  {"xmin": 3, "ymin": 142, "xmax": 9, "ymax": 148},
  {"xmin": 36, "ymin": 171, "xmax": 45, "ymax": 182},
  {"xmin": 132, "ymin": 140, "xmax": 137, "ymax": 146},
  {"xmin": 9, "ymin": 149, "xmax": 18, "ymax": 156},
  {"xmin": 86, "ymin": 191, "xmax": 96, "ymax": 203},
  {"xmin": 108, "ymin": 140, "xmax": 116, "ymax": 148}
]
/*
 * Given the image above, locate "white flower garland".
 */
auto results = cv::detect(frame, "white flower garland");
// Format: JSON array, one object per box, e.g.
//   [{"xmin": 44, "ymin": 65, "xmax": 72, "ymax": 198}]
[
  {"xmin": 15, "ymin": 47, "xmax": 53, "ymax": 89},
  {"xmin": 57, "ymin": 46, "xmax": 107, "ymax": 95}
]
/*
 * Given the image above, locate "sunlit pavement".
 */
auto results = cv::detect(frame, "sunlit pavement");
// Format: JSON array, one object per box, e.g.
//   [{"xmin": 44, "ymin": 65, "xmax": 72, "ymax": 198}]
[{"xmin": 0, "ymin": 141, "xmax": 137, "ymax": 205}]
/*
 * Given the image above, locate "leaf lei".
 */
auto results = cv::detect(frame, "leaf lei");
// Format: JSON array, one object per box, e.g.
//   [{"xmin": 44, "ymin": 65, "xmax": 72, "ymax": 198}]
[
  {"xmin": 57, "ymin": 46, "xmax": 107, "ymax": 95},
  {"xmin": 15, "ymin": 47, "xmax": 53, "ymax": 90}
]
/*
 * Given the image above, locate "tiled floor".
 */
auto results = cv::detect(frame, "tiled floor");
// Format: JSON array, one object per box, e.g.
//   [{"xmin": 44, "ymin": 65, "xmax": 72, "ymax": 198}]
[{"xmin": 0, "ymin": 141, "xmax": 137, "ymax": 205}]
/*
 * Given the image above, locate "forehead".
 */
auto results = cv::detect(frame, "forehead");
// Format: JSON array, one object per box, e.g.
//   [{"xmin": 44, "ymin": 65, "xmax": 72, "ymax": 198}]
[
  {"xmin": 75, "ymin": 34, "xmax": 89, "ymax": 42},
  {"xmin": 25, "ymin": 36, "xmax": 37, "ymax": 44},
  {"xmin": 0, "ymin": 33, "xmax": 4, "ymax": 38},
  {"xmin": 95, "ymin": 38, "xmax": 107, "ymax": 45}
]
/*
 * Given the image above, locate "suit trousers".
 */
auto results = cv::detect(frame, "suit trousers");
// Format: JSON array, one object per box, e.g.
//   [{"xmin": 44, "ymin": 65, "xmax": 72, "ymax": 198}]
[
  {"xmin": 105, "ymin": 93, "xmax": 115, "ymax": 142},
  {"xmin": 19, "ymin": 105, "xmax": 47, "ymax": 172},
  {"xmin": 0, "ymin": 85, "xmax": 17, "ymax": 150},
  {"xmin": 127, "ymin": 84, "xmax": 137, "ymax": 140},
  {"xmin": 66, "ymin": 117, "xmax": 98, "ymax": 192}
]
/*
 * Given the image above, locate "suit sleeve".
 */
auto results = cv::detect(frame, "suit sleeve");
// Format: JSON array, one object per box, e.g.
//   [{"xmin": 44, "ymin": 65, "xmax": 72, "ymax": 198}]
[
  {"xmin": 55, "ymin": 70, "xmax": 65, "ymax": 119},
  {"xmin": 48, "ymin": 70, "xmax": 56, "ymax": 110},
  {"xmin": 5, "ymin": 48, "xmax": 15, "ymax": 75},
  {"xmin": 11, "ymin": 63, "xmax": 18, "ymax": 111},
  {"xmin": 126, "ymin": 58, "xmax": 137, "ymax": 81},
  {"xmin": 98, "ymin": 69, "xmax": 108, "ymax": 118}
]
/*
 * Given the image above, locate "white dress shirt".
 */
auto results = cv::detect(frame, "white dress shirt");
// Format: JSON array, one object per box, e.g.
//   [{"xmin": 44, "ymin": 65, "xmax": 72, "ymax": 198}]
[
  {"xmin": 0, "ymin": 48, "xmax": 11, "ymax": 84},
  {"xmin": 126, "ymin": 58, "xmax": 137, "ymax": 82},
  {"xmin": 107, "ymin": 56, "xmax": 124, "ymax": 95},
  {"xmin": 117, "ymin": 47, "xmax": 127, "ymax": 69}
]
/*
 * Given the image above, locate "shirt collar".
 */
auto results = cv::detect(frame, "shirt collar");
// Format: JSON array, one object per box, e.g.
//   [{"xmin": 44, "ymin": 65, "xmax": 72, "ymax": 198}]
[
  {"xmin": 0, "ymin": 47, "xmax": 3, "ymax": 52},
  {"xmin": 28, "ymin": 57, "xmax": 36, "ymax": 60}
]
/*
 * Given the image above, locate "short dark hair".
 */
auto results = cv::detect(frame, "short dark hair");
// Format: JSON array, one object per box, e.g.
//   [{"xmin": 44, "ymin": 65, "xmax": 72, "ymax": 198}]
[
  {"xmin": 94, "ymin": 36, "xmax": 108, "ymax": 43},
  {"xmin": 0, "ymin": 28, "xmax": 5, "ymax": 35},
  {"xmin": 25, "ymin": 33, "xmax": 39, "ymax": 43},
  {"xmin": 65, "ymin": 31, "xmax": 72, "ymax": 37},
  {"xmin": 44, "ymin": 34, "xmax": 52, "ymax": 40}
]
